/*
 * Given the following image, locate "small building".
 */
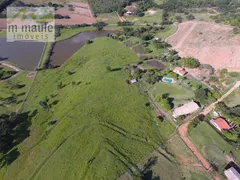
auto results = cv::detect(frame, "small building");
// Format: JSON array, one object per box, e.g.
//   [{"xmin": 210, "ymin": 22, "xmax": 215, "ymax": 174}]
[
  {"xmin": 124, "ymin": 5, "xmax": 135, "ymax": 15},
  {"xmin": 224, "ymin": 167, "xmax": 240, "ymax": 180},
  {"xmin": 173, "ymin": 67, "xmax": 187, "ymax": 76},
  {"xmin": 210, "ymin": 117, "xmax": 231, "ymax": 132},
  {"xmin": 173, "ymin": 101, "xmax": 200, "ymax": 118},
  {"xmin": 130, "ymin": 79, "xmax": 137, "ymax": 84}
]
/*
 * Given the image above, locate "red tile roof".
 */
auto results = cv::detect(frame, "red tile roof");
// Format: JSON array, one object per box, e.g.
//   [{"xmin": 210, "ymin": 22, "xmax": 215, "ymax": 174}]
[
  {"xmin": 173, "ymin": 67, "xmax": 187, "ymax": 76},
  {"xmin": 125, "ymin": 5, "xmax": 135, "ymax": 11},
  {"xmin": 213, "ymin": 118, "xmax": 231, "ymax": 131}
]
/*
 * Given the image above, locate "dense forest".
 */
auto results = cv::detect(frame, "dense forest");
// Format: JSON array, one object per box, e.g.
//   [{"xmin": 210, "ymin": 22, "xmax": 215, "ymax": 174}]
[{"xmin": 162, "ymin": 0, "xmax": 240, "ymax": 26}]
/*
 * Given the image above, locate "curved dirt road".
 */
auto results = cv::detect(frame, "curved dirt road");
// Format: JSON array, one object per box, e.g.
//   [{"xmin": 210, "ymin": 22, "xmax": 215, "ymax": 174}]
[{"xmin": 178, "ymin": 123, "xmax": 211, "ymax": 170}]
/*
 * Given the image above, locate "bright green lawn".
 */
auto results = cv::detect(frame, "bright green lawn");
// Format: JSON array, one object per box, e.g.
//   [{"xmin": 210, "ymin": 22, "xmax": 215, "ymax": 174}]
[
  {"xmin": 156, "ymin": 24, "xmax": 177, "ymax": 40},
  {"xmin": 189, "ymin": 122, "xmax": 240, "ymax": 167},
  {"xmin": 150, "ymin": 82, "xmax": 194, "ymax": 106},
  {"xmin": 126, "ymin": 10, "xmax": 163, "ymax": 24},
  {"xmin": 0, "ymin": 71, "xmax": 33, "ymax": 114},
  {"xmin": 0, "ymin": 38, "xmax": 174, "ymax": 180}
]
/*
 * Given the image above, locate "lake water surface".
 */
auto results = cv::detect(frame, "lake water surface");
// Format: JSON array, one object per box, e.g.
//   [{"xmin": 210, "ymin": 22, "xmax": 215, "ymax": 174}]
[
  {"xmin": 147, "ymin": 60, "xmax": 165, "ymax": 70},
  {"xmin": 0, "ymin": 38, "xmax": 45, "ymax": 70},
  {"xmin": 51, "ymin": 30, "xmax": 112, "ymax": 66}
]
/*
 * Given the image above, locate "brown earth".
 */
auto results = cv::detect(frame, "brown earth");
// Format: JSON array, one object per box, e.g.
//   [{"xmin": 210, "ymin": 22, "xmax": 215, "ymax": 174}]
[
  {"xmin": 0, "ymin": 2, "xmax": 95, "ymax": 29},
  {"xmin": 55, "ymin": 2, "xmax": 95, "ymax": 25},
  {"xmin": 167, "ymin": 21, "xmax": 240, "ymax": 72}
]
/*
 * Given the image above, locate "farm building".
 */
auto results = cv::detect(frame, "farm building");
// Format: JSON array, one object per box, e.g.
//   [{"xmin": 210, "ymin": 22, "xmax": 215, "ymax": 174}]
[
  {"xmin": 173, "ymin": 101, "xmax": 200, "ymax": 118},
  {"xmin": 224, "ymin": 167, "xmax": 240, "ymax": 180},
  {"xmin": 210, "ymin": 117, "xmax": 231, "ymax": 132},
  {"xmin": 173, "ymin": 67, "xmax": 187, "ymax": 76},
  {"xmin": 124, "ymin": 5, "xmax": 135, "ymax": 15}
]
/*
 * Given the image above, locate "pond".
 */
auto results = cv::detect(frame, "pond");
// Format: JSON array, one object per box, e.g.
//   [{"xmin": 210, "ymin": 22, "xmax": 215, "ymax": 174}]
[
  {"xmin": 0, "ymin": 38, "xmax": 45, "ymax": 70},
  {"xmin": 50, "ymin": 30, "xmax": 113, "ymax": 66},
  {"xmin": 147, "ymin": 60, "xmax": 165, "ymax": 70}
]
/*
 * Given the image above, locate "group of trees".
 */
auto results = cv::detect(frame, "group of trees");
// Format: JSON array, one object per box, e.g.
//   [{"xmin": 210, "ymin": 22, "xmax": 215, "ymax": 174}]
[
  {"xmin": 181, "ymin": 57, "xmax": 200, "ymax": 68},
  {"xmin": 0, "ymin": 114, "xmax": 14, "ymax": 153},
  {"xmin": 162, "ymin": 0, "xmax": 240, "ymax": 26},
  {"xmin": 153, "ymin": 39, "xmax": 171, "ymax": 49},
  {"xmin": 0, "ymin": 0, "xmax": 14, "ymax": 13},
  {"xmin": 159, "ymin": 93, "xmax": 173, "ymax": 110},
  {"xmin": 215, "ymin": 102, "xmax": 240, "ymax": 142}
]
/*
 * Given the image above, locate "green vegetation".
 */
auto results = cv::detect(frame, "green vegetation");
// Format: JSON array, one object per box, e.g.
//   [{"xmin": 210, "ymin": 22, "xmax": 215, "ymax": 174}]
[
  {"xmin": 189, "ymin": 122, "xmax": 240, "ymax": 170},
  {"xmin": 181, "ymin": 57, "xmax": 200, "ymax": 68},
  {"xmin": 162, "ymin": 0, "xmax": 240, "ymax": 26},
  {"xmin": 92, "ymin": 21, "xmax": 108, "ymax": 30},
  {"xmin": 0, "ymin": 38, "xmax": 173, "ymax": 179},
  {"xmin": 0, "ymin": 66, "xmax": 17, "ymax": 80},
  {"xmin": 168, "ymin": 135, "xmax": 211, "ymax": 179},
  {"xmin": 0, "ymin": 71, "xmax": 32, "ymax": 114},
  {"xmin": 215, "ymin": 102, "xmax": 240, "ymax": 142},
  {"xmin": 88, "ymin": 0, "xmax": 125, "ymax": 14},
  {"xmin": 150, "ymin": 82, "xmax": 194, "ymax": 108},
  {"xmin": 0, "ymin": 0, "xmax": 14, "ymax": 13},
  {"xmin": 56, "ymin": 26, "xmax": 94, "ymax": 41}
]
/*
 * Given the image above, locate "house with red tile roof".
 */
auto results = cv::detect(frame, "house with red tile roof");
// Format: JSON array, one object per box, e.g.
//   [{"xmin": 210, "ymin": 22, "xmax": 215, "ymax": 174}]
[
  {"xmin": 124, "ymin": 5, "xmax": 135, "ymax": 15},
  {"xmin": 173, "ymin": 67, "xmax": 187, "ymax": 76},
  {"xmin": 210, "ymin": 117, "xmax": 231, "ymax": 132}
]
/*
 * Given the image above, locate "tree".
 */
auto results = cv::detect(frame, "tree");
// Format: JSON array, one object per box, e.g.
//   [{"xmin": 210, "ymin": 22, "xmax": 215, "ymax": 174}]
[
  {"xmin": 106, "ymin": 66, "xmax": 111, "ymax": 72},
  {"xmin": 182, "ymin": 57, "xmax": 200, "ymax": 68},
  {"xmin": 186, "ymin": 14, "xmax": 195, "ymax": 20},
  {"xmin": 92, "ymin": 21, "xmax": 108, "ymax": 31},
  {"xmin": 175, "ymin": 15, "xmax": 183, "ymax": 23},
  {"xmin": 0, "ymin": 114, "xmax": 13, "ymax": 153}
]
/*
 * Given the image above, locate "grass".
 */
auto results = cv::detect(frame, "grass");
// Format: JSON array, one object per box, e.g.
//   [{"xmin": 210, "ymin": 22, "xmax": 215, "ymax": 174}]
[
  {"xmin": 0, "ymin": 38, "xmax": 175, "ymax": 179},
  {"xmin": 189, "ymin": 122, "xmax": 240, "ymax": 168},
  {"xmin": 125, "ymin": 10, "xmax": 163, "ymax": 24},
  {"xmin": 149, "ymin": 82, "xmax": 194, "ymax": 107},
  {"xmin": 224, "ymin": 90, "xmax": 240, "ymax": 107},
  {"xmin": 0, "ymin": 30, "xmax": 6, "ymax": 38},
  {"xmin": 38, "ymin": 43, "xmax": 52, "ymax": 68},
  {"xmin": 96, "ymin": 13, "xmax": 120, "ymax": 24},
  {"xmin": 156, "ymin": 24, "xmax": 178, "ymax": 40},
  {"xmin": 0, "ymin": 71, "xmax": 33, "ymax": 114},
  {"xmin": 168, "ymin": 135, "xmax": 211, "ymax": 180},
  {"xmin": 56, "ymin": 26, "xmax": 95, "ymax": 41}
]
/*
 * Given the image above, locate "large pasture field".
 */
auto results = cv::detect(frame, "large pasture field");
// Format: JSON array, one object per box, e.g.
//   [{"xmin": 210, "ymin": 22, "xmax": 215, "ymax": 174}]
[
  {"xmin": 167, "ymin": 21, "xmax": 240, "ymax": 72},
  {"xmin": 0, "ymin": 38, "xmax": 174, "ymax": 179}
]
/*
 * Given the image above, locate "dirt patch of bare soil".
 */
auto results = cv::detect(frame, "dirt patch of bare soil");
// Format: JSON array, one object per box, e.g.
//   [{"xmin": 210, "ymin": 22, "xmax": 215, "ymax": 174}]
[
  {"xmin": 146, "ymin": 9, "xmax": 157, "ymax": 15},
  {"xmin": 55, "ymin": 2, "xmax": 95, "ymax": 25},
  {"xmin": 167, "ymin": 21, "xmax": 240, "ymax": 72}
]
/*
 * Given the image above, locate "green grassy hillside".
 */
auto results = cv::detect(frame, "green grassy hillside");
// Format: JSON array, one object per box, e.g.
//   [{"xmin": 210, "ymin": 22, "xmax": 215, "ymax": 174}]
[{"xmin": 0, "ymin": 38, "xmax": 173, "ymax": 179}]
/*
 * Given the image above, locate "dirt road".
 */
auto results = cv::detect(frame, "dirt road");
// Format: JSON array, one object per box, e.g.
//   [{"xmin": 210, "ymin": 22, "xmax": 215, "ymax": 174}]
[
  {"xmin": 178, "ymin": 123, "xmax": 211, "ymax": 170},
  {"xmin": 0, "ymin": 62, "xmax": 21, "ymax": 81},
  {"xmin": 202, "ymin": 81, "xmax": 240, "ymax": 115},
  {"xmin": 1, "ymin": 62, "xmax": 21, "ymax": 72}
]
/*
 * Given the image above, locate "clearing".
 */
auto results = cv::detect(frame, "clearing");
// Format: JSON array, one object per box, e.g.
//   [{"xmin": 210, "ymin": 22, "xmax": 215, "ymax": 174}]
[{"xmin": 167, "ymin": 21, "xmax": 240, "ymax": 72}]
